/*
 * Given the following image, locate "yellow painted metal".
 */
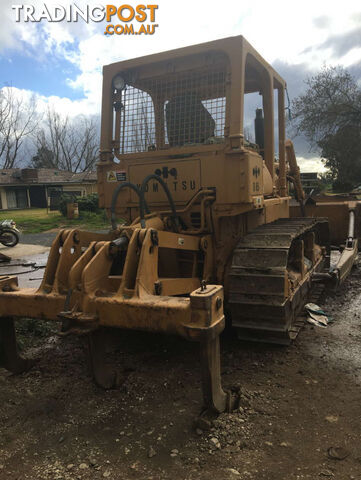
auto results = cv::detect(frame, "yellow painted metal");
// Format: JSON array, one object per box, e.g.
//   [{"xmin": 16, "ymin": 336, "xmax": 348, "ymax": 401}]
[{"xmin": 0, "ymin": 35, "xmax": 344, "ymax": 411}]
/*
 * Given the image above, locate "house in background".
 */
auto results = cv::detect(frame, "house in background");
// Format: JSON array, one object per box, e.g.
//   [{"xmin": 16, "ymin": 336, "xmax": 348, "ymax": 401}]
[
  {"xmin": 0, "ymin": 168, "xmax": 97, "ymax": 210},
  {"xmin": 300, "ymin": 172, "xmax": 319, "ymax": 195}
]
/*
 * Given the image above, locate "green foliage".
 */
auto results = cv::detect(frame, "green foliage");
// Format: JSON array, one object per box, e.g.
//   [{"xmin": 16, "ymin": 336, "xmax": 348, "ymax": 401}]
[
  {"xmin": 58, "ymin": 193, "xmax": 99, "ymax": 217},
  {"xmin": 318, "ymin": 173, "xmax": 333, "ymax": 192},
  {"xmin": 0, "ymin": 208, "xmax": 110, "ymax": 234},
  {"xmin": 292, "ymin": 66, "xmax": 361, "ymax": 190},
  {"xmin": 76, "ymin": 193, "xmax": 100, "ymax": 213},
  {"xmin": 58, "ymin": 195, "xmax": 70, "ymax": 216},
  {"xmin": 332, "ymin": 179, "xmax": 354, "ymax": 193},
  {"xmin": 31, "ymin": 146, "xmax": 56, "ymax": 168},
  {"xmin": 292, "ymin": 66, "xmax": 361, "ymax": 145},
  {"xmin": 318, "ymin": 126, "xmax": 361, "ymax": 190}
]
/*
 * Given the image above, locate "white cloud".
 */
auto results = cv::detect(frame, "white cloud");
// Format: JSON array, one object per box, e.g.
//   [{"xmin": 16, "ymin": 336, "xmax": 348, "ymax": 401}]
[
  {"xmin": 1, "ymin": 0, "xmax": 361, "ymax": 166},
  {"xmin": 0, "ymin": 0, "xmax": 39, "ymax": 53},
  {"xmin": 297, "ymin": 156, "xmax": 327, "ymax": 174},
  {"xmin": 338, "ymin": 47, "xmax": 361, "ymax": 67},
  {"xmin": 2, "ymin": 0, "xmax": 361, "ymax": 67},
  {"xmin": 1, "ymin": 85, "xmax": 97, "ymax": 119}
]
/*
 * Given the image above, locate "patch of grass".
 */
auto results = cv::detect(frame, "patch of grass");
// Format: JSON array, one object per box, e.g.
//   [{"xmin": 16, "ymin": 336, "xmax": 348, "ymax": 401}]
[
  {"xmin": 0, "ymin": 208, "xmax": 54, "ymax": 221},
  {"xmin": 67, "ymin": 211, "xmax": 112, "ymax": 232},
  {"xmin": 0, "ymin": 209, "xmax": 111, "ymax": 234}
]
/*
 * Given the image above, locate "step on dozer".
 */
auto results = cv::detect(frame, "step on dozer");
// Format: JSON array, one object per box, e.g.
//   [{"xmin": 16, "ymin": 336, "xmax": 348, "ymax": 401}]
[{"xmin": 0, "ymin": 36, "xmax": 359, "ymax": 413}]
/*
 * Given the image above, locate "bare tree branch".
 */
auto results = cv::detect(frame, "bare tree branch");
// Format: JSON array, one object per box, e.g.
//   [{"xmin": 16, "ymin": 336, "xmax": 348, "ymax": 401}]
[
  {"xmin": 33, "ymin": 109, "xmax": 99, "ymax": 172},
  {"xmin": 0, "ymin": 87, "xmax": 39, "ymax": 168},
  {"xmin": 292, "ymin": 66, "xmax": 361, "ymax": 189},
  {"xmin": 292, "ymin": 66, "xmax": 361, "ymax": 147}
]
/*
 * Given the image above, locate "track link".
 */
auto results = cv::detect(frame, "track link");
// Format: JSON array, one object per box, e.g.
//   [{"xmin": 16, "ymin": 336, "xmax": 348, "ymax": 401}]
[{"xmin": 228, "ymin": 217, "xmax": 329, "ymax": 345}]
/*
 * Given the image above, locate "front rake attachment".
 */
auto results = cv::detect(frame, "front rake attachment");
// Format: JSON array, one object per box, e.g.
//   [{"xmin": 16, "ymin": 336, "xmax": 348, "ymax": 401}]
[{"xmin": 0, "ymin": 226, "xmax": 236, "ymax": 414}]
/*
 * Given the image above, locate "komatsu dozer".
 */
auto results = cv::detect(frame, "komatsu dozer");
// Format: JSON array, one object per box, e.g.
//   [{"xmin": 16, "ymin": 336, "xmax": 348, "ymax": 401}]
[{"xmin": 0, "ymin": 36, "xmax": 359, "ymax": 413}]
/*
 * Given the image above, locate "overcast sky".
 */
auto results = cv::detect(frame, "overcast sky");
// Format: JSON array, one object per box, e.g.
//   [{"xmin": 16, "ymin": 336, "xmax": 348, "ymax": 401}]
[{"xmin": 1, "ymin": 0, "xmax": 360, "ymax": 171}]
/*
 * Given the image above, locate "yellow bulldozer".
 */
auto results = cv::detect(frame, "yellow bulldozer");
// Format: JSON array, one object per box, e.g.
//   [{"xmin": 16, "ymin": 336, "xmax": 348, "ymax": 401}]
[{"xmin": 0, "ymin": 36, "xmax": 359, "ymax": 413}]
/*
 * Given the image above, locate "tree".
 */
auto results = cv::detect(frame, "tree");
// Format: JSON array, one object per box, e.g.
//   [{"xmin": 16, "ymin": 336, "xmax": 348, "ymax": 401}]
[
  {"xmin": 34, "ymin": 108, "xmax": 99, "ymax": 172},
  {"xmin": 292, "ymin": 66, "xmax": 361, "ymax": 188},
  {"xmin": 58, "ymin": 115, "xmax": 99, "ymax": 172},
  {"xmin": 318, "ymin": 126, "xmax": 361, "ymax": 191},
  {"xmin": 0, "ymin": 87, "xmax": 38, "ymax": 168},
  {"xmin": 31, "ymin": 144, "xmax": 56, "ymax": 169}
]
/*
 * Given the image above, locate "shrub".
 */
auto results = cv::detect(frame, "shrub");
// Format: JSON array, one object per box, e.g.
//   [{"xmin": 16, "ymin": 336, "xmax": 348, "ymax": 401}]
[
  {"xmin": 58, "ymin": 193, "xmax": 99, "ymax": 216},
  {"xmin": 58, "ymin": 194, "xmax": 72, "ymax": 216},
  {"xmin": 76, "ymin": 193, "xmax": 99, "ymax": 213},
  {"xmin": 332, "ymin": 180, "xmax": 354, "ymax": 193}
]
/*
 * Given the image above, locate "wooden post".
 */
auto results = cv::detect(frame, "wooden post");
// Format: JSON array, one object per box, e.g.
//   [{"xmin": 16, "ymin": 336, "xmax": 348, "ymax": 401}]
[{"xmin": 46, "ymin": 187, "xmax": 49, "ymax": 214}]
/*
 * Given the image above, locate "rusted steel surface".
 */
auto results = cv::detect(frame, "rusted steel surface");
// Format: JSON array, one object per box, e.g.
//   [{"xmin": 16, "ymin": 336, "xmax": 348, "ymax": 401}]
[
  {"xmin": 0, "ymin": 36, "xmax": 357, "ymax": 412},
  {"xmin": 0, "ymin": 223, "xmax": 231, "ymax": 412},
  {"xmin": 229, "ymin": 218, "xmax": 329, "ymax": 344}
]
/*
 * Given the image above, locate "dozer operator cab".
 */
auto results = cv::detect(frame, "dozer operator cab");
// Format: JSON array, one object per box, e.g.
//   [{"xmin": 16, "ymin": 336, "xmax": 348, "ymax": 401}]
[{"xmin": 97, "ymin": 35, "xmax": 288, "ymax": 226}]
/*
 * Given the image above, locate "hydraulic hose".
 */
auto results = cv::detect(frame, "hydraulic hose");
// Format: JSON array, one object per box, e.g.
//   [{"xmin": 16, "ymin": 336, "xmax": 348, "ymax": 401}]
[
  {"xmin": 110, "ymin": 182, "xmax": 149, "ymax": 230},
  {"xmin": 141, "ymin": 174, "xmax": 179, "ymax": 231}
]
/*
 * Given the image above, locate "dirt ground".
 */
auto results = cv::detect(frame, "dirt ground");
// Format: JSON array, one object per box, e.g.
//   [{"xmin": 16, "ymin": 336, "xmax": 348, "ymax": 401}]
[{"xmin": 1, "ymin": 264, "xmax": 361, "ymax": 480}]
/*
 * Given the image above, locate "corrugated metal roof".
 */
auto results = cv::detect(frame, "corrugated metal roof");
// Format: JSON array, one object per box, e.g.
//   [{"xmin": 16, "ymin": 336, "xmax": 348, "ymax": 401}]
[{"xmin": 0, "ymin": 169, "xmax": 97, "ymax": 186}]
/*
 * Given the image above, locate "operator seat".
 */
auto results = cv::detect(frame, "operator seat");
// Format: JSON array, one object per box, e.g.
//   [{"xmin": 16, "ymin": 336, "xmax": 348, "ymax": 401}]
[{"xmin": 165, "ymin": 92, "xmax": 215, "ymax": 146}]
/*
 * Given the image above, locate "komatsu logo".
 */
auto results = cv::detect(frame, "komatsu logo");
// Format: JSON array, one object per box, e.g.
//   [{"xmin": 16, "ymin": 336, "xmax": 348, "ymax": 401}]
[
  {"xmin": 131, "ymin": 159, "xmax": 199, "ymax": 198},
  {"xmin": 154, "ymin": 166, "xmax": 178, "ymax": 179}
]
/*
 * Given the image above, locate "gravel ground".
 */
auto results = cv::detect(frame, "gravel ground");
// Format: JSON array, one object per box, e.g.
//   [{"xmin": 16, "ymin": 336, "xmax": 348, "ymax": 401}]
[
  {"xmin": 20, "ymin": 232, "xmax": 58, "ymax": 247},
  {"xmin": 20, "ymin": 230, "xmax": 109, "ymax": 247},
  {"xmin": 0, "ymin": 263, "xmax": 361, "ymax": 479}
]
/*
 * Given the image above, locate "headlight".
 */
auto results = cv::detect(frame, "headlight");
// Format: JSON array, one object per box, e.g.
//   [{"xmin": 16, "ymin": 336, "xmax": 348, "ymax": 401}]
[{"xmin": 113, "ymin": 74, "xmax": 126, "ymax": 91}]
